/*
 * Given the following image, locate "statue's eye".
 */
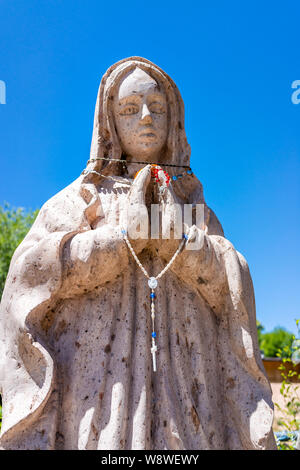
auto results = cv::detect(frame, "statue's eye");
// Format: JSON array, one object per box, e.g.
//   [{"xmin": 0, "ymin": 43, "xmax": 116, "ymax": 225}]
[
  {"xmin": 148, "ymin": 102, "xmax": 166, "ymax": 114},
  {"xmin": 119, "ymin": 105, "xmax": 139, "ymax": 116}
]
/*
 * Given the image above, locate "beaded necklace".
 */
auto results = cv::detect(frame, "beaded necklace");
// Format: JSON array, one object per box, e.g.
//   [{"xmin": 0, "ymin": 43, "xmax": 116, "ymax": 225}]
[
  {"xmin": 83, "ymin": 158, "xmax": 193, "ymax": 371},
  {"xmin": 82, "ymin": 159, "xmax": 194, "ymax": 193},
  {"xmin": 86, "ymin": 156, "xmax": 192, "ymax": 171},
  {"xmin": 134, "ymin": 164, "xmax": 193, "ymax": 184},
  {"xmin": 121, "ymin": 228, "xmax": 190, "ymax": 372}
]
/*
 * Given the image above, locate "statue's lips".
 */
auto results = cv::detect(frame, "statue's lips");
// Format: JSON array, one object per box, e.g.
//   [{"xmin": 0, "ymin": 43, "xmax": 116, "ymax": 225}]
[{"xmin": 139, "ymin": 132, "xmax": 157, "ymax": 140}]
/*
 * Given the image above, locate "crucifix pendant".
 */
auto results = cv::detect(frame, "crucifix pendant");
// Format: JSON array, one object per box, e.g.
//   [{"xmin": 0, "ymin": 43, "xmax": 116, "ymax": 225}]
[
  {"xmin": 148, "ymin": 277, "xmax": 158, "ymax": 372},
  {"xmin": 151, "ymin": 338, "xmax": 157, "ymax": 372}
]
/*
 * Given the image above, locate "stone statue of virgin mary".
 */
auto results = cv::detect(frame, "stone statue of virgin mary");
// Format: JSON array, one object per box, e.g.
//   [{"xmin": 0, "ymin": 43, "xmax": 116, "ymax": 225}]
[{"xmin": 0, "ymin": 57, "xmax": 276, "ymax": 450}]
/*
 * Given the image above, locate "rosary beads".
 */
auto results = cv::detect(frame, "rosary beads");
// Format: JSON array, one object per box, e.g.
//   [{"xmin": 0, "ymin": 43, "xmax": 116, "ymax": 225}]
[
  {"xmin": 82, "ymin": 161, "xmax": 194, "ymax": 190},
  {"xmin": 84, "ymin": 157, "xmax": 193, "ymax": 182},
  {"xmin": 121, "ymin": 227, "xmax": 190, "ymax": 372},
  {"xmin": 86, "ymin": 156, "xmax": 192, "ymax": 171},
  {"xmin": 82, "ymin": 157, "xmax": 193, "ymax": 371}
]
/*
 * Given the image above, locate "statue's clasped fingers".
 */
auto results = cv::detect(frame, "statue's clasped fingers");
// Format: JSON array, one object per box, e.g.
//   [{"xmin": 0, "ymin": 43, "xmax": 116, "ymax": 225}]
[
  {"xmin": 128, "ymin": 164, "xmax": 151, "ymax": 206},
  {"xmin": 120, "ymin": 165, "xmax": 151, "ymax": 242}
]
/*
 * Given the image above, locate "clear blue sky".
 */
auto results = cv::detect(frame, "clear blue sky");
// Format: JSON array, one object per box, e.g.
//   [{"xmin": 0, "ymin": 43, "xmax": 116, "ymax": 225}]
[{"xmin": 0, "ymin": 1, "xmax": 299, "ymax": 334}]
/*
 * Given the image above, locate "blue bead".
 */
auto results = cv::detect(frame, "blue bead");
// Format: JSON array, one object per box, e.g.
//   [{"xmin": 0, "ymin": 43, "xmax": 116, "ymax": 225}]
[
  {"xmin": 172, "ymin": 175, "xmax": 178, "ymax": 181},
  {"xmin": 150, "ymin": 292, "xmax": 156, "ymax": 299},
  {"xmin": 187, "ymin": 169, "xmax": 193, "ymax": 175},
  {"xmin": 152, "ymin": 332, "xmax": 156, "ymax": 338},
  {"xmin": 121, "ymin": 229, "xmax": 126, "ymax": 234},
  {"xmin": 182, "ymin": 233, "xmax": 188, "ymax": 240}
]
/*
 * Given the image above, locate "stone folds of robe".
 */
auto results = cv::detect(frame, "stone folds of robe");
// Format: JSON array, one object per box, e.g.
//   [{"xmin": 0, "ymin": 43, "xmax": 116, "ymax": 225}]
[{"xmin": 0, "ymin": 176, "xmax": 277, "ymax": 450}]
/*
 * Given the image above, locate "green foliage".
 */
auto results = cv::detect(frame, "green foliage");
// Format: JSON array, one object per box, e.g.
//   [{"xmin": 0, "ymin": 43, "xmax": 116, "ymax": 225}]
[
  {"xmin": 262, "ymin": 328, "xmax": 294, "ymax": 358},
  {"xmin": 257, "ymin": 321, "xmax": 294, "ymax": 358},
  {"xmin": 0, "ymin": 203, "xmax": 38, "ymax": 300},
  {"xmin": 274, "ymin": 320, "xmax": 300, "ymax": 450}
]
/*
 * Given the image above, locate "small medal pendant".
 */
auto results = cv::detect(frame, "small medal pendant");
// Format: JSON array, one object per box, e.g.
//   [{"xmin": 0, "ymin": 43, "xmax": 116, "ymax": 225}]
[{"xmin": 148, "ymin": 277, "xmax": 158, "ymax": 289}]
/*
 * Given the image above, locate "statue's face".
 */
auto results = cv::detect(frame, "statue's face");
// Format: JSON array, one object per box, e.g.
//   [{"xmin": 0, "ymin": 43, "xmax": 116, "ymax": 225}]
[{"xmin": 113, "ymin": 67, "xmax": 168, "ymax": 161}]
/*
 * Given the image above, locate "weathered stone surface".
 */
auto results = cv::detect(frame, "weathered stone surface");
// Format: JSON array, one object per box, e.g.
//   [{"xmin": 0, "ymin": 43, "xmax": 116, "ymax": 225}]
[{"xmin": 0, "ymin": 57, "xmax": 276, "ymax": 450}]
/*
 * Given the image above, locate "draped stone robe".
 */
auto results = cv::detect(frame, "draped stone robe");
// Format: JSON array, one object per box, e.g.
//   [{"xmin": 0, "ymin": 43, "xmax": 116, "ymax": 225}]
[{"xmin": 0, "ymin": 175, "xmax": 276, "ymax": 450}]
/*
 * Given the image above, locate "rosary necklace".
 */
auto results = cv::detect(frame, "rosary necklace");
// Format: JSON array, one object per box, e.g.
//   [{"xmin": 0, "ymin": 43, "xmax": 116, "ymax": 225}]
[
  {"xmin": 83, "ymin": 157, "xmax": 193, "ymax": 370},
  {"xmin": 83, "ymin": 160, "xmax": 194, "ymax": 197},
  {"xmin": 84, "ymin": 165, "xmax": 188, "ymax": 205},
  {"xmin": 121, "ymin": 227, "xmax": 190, "ymax": 372},
  {"xmin": 86, "ymin": 156, "xmax": 192, "ymax": 171},
  {"xmin": 84, "ymin": 157, "xmax": 193, "ymax": 180}
]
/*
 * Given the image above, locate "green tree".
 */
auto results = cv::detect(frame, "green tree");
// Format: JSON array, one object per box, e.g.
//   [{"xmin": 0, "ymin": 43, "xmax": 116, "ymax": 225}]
[
  {"xmin": 0, "ymin": 203, "xmax": 39, "ymax": 300},
  {"xmin": 261, "ymin": 328, "xmax": 294, "ymax": 358},
  {"xmin": 257, "ymin": 322, "xmax": 294, "ymax": 358}
]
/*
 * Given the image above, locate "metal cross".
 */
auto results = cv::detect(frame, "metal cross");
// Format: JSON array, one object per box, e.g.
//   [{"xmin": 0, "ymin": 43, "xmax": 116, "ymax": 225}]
[{"xmin": 151, "ymin": 340, "xmax": 158, "ymax": 372}]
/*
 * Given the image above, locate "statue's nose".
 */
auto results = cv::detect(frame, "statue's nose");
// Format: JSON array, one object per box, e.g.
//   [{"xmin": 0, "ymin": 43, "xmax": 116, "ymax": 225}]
[{"xmin": 140, "ymin": 103, "xmax": 152, "ymax": 124}]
